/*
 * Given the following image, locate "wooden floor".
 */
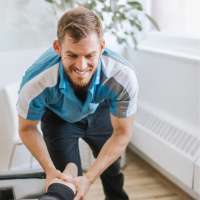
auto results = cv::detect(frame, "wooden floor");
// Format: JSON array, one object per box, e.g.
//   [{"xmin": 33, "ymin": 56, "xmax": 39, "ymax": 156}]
[{"xmin": 85, "ymin": 149, "xmax": 195, "ymax": 200}]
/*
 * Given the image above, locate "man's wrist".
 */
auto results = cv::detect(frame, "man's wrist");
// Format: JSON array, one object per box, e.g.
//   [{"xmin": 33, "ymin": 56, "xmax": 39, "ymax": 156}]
[
  {"xmin": 84, "ymin": 172, "xmax": 95, "ymax": 185},
  {"xmin": 44, "ymin": 163, "xmax": 56, "ymax": 175}
]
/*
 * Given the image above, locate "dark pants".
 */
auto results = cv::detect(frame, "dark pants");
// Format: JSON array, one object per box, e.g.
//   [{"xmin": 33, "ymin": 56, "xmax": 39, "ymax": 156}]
[{"xmin": 41, "ymin": 100, "xmax": 129, "ymax": 200}]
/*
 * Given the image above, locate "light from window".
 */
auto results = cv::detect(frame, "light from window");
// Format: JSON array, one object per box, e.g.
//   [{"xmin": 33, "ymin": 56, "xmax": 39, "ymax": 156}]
[{"xmin": 151, "ymin": 0, "xmax": 200, "ymax": 38}]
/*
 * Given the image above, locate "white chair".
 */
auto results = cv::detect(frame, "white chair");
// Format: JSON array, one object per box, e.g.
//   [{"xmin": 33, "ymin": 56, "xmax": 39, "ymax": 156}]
[
  {"xmin": 2, "ymin": 81, "xmax": 24, "ymax": 170},
  {"xmin": 2, "ymin": 81, "xmax": 43, "ymax": 170}
]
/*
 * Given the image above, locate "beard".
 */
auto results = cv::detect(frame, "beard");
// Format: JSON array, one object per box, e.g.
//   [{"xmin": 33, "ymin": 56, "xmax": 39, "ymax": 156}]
[
  {"xmin": 69, "ymin": 69, "xmax": 93, "ymax": 87},
  {"xmin": 63, "ymin": 63, "xmax": 98, "ymax": 90}
]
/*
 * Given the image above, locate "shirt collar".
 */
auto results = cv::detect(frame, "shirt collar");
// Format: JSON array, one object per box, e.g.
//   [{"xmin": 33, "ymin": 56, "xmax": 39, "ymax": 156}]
[{"xmin": 59, "ymin": 61, "xmax": 68, "ymax": 90}]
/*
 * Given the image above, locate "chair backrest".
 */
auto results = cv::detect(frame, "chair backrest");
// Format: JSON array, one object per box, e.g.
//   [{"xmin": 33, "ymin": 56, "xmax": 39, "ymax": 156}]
[
  {"xmin": 2, "ymin": 81, "xmax": 42, "ymax": 139},
  {"xmin": 2, "ymin": 81, "xmax": 21, "ymax": 141}
]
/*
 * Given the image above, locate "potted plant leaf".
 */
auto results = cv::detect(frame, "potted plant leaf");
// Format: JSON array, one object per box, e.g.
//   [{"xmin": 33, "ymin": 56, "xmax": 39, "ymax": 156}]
[{"xmin": 44, "ymin": 0, "xmax": 159, "ymax": 48}]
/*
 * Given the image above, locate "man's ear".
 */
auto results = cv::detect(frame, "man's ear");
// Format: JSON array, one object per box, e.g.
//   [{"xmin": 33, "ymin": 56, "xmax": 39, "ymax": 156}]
[
  {"xmin": 53, "ymin": 40, "xmax": 61, "ymax": 56},
  {"xmin": 100, "ymin": 39, "xmax": 105, "ymax": 55}
]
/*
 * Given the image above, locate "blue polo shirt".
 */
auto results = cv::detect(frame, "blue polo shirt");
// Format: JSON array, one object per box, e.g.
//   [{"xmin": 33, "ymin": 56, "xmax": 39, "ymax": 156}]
[{"xmin": 17, "ymin": 47, "xmax": 139, "ymax": 123}]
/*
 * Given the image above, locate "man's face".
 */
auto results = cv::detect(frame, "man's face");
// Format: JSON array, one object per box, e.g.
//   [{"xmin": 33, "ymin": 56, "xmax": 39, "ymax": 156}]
[{"xmin": 54, "ymin": 32, "xmax": 105, "ymax": 90}]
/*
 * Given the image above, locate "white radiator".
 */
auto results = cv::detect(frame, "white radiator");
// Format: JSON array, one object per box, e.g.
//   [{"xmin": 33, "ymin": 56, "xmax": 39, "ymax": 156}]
[{"xmin": 129, "ymin": 104, "xmax": 200, "ymax": 199}]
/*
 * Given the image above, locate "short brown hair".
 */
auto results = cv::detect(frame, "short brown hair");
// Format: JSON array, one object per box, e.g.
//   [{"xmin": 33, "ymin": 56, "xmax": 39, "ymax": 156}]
[{"xmin": 57, "ymin": 7, "xmax": 103, "ymax": 44}]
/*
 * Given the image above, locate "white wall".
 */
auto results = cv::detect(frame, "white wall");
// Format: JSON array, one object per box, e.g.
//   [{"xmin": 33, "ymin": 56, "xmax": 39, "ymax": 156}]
[
  {"xmin": 0, "ymin": 0, "xmax": 57, "ymax": 87},
  {"xmin": 0, "ymin": 0, "xmax": 57, "ymax": 170},
  {"xmin": 0, "ymin": 0, "xmax": 57, "ymax": 51}
]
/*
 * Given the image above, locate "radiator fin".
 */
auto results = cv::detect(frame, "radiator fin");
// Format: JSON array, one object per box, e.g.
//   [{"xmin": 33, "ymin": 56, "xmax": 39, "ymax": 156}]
[{"xmin": 135, "ymin": 107, "xmax": 199, "ymax": 158}]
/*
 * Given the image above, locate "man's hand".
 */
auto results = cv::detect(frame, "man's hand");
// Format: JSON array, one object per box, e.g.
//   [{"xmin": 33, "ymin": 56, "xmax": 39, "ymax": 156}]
[
  {"xmin": 66, "ymin": 176, "xmax": 91, "ymax": 200},
  {"xmin": 45, "ymin": 169, "xmax": 67, "ymax": 192}
]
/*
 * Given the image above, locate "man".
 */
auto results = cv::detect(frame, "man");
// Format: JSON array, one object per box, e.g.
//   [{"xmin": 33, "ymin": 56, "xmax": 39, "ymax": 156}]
[{"xmin": 17, "ymin": 7, "xmax": 138, "ymax": 200}]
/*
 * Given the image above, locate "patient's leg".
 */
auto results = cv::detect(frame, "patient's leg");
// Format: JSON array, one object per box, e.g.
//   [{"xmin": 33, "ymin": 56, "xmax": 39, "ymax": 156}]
[
  {"xmin": 39, "ymin": 163, "xmax": 78, "ymax": 200},
  {"xmin": 49, "ymin": 162, "xmax": 77, "ymax": 194}
]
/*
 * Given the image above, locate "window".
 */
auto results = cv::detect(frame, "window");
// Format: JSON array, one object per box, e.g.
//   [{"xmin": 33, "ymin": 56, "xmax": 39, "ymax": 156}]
[
  {"xmin": 138, "ymin": 0, "xmax": 200, "ymax": 61},
  {"xmin": 151, "ymin": 0, "xmax": 200, "ymax": 38}
]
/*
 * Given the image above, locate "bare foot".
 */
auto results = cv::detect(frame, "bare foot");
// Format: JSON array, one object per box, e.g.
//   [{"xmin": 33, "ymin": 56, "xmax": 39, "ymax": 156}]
[
  {"xmin": 49, "ymin": 163, "xmax": 78, "ymax": 194},
  {"xmin": 63, "ymin": 163, "xmax": 78, "ymax": 179}
]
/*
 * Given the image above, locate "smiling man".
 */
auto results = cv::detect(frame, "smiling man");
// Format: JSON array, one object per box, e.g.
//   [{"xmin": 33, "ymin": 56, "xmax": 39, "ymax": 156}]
[{"xmin": 17, "ymin": 7, "xmax": 139, "ymax": 200}]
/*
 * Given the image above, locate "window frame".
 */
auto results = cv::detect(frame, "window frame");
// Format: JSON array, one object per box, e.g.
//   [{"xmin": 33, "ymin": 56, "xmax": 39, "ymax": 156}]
[{"xmin": 137, "ymin": 0, "xmax": 200, "ymax": 63}]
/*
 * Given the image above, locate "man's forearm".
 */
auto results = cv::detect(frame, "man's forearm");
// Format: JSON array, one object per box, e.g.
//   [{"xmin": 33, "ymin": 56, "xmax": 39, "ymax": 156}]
[
  {"xmin": 19, "ymin": 128, "xmax": 55, "ymax": 174},
  {"xmin": 85, "ymin": 131, "xmax": 131, "ymax": 184}
]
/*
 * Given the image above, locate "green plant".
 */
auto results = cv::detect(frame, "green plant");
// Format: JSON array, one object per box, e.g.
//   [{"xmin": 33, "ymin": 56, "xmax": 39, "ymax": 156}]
[{"xmin": 44, "ymin": 0, "xmax": 159, "ymax": 47}]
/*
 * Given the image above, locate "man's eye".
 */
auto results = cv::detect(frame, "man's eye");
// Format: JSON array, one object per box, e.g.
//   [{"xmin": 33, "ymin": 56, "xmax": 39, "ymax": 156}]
[
  {"xmin": 68, "ymin": 54, "xmax": 77, "ymax": 58},
  {"xmin": 87, "ymin": 54, "xmax": 95, "ymax": 58}
]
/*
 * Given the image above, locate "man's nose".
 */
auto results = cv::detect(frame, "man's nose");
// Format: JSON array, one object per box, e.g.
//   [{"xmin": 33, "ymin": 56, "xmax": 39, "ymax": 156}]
[{"xmin": 75, "ymin": 57, "xmax": 87, "ymax": 71}]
